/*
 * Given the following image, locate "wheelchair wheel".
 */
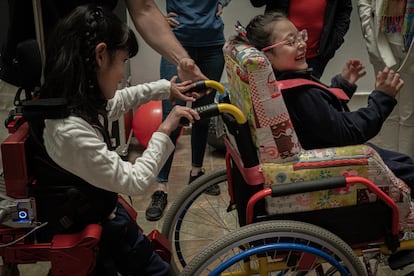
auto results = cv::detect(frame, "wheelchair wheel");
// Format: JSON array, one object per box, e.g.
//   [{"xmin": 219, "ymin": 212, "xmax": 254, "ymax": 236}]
[
  {"xmin": 181, "ymin": 220, "xmax": 367, "ymax": 276},
  {"xmin": 161, "ymin": 168, "xmax": 239, "ymax": 275}
]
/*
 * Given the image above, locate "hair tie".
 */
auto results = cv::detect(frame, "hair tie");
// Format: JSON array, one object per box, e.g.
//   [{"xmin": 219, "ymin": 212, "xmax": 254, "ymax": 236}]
[{"xmin": 235, "ymin": 20, "xmax": 247, "ymax": 37}]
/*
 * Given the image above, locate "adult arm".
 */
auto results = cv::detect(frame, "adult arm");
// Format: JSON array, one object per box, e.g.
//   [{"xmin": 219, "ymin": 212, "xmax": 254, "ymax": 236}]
[
  {"xmin": 124, "ymin": 0, "xmax": 206, "ymax": 81},
  {"xmin": 124, "ymin": 0, "xmax": 186, "ymax": 65},
  {"xmin": 320, "ymin": 0, "xmax": 352, "ymax": 59},
  {"xmin": 357, "ymin": 0, "xmax": 372, "ymax": 35},
  {"xmin": 332, "ymin": 0, "xmax": 352, "ymax": 45},
  {"xmin": 357, "ymin": 0, "xmax": 384, "ymax": 64}
]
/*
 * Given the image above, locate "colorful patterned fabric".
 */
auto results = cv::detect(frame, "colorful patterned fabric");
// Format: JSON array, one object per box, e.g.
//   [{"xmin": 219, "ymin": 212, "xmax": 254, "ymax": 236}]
[{"xmin": 223, "ymin": 40, "xmax": 301, "ymax": 163}]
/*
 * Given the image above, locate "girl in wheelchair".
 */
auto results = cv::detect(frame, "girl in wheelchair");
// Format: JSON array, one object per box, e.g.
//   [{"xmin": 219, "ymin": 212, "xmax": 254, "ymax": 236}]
[
  {"xmin": 232, "ymin": 12, "xmax": 414, "ymax": 196},
  {"xmin": 28, "ymin": 4, "xmax": 201, "ymax": 275}
]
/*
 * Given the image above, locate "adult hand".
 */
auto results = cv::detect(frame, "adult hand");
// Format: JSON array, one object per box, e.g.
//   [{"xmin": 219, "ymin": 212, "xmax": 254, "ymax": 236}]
[
  {"xmin": 177, "ymin": 57, "xmax": 207, "ymax": 82},
  {"xmin": 375, "ymin": 67, "xmax": 404, "ymax": 98},
  {"xmin": 177, "ymin": 58, "xmax": 211, "ymax": 94},
  {"xmin": 341, "ymin": 59, "xmax": 366, "ymax": 85},
  {"xmin": 157, "ymin": 105, "xmax": 200, "ymax": 135},
  {"xmin": 165, "ymin": 12, "xmax": 179, "ymax": 28},
  {"xmin": 216, "ymin": 4, "xmax": 224, "ymax": 16}
]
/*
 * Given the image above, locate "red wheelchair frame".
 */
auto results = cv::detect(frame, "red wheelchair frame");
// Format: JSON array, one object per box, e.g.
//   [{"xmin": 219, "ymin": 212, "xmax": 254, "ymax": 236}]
[{"xmin": 0, "ymin": 121, "xmax": 170, "ymax": 274}]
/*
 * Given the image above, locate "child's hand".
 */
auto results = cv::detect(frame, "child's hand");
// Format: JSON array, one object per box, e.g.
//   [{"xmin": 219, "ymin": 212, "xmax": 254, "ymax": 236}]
[
  {"xmin": 157, "ymin": 105, "xmax": 200, "ymax": 135},
  {"xmin": 169, "ymin": 76, "xmax": 203, "ymax": 104},
  {"xmin": 341, "ymin": 59, "xmax": 366, "ymax": 85},
  {"xmin": 375, "ymin": 67, "xmax": 404, "ymax": 98}
]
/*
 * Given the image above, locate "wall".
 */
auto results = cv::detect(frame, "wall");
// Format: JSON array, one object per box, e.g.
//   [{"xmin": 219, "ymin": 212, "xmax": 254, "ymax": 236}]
[{"xmin": 128, "ymin": 0, "xmax": 373, "ymax": 108}]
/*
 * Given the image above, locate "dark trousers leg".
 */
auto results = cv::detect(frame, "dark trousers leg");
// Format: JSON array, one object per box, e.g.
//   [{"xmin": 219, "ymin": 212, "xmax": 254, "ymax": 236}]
[{"xmin": 95, "ymin": 204, "xmax": 170, "ymax": 276}]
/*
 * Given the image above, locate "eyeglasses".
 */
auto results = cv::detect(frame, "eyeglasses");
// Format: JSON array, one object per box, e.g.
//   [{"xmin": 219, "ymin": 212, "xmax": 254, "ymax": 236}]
[{"xmin": 261, "ymin": 29, "xmax": 308, "ymax": 52}]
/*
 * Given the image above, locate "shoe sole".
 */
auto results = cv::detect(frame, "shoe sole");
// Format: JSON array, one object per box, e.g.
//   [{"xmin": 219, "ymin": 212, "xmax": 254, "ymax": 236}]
[
  {"xmin": 146, "ymin": 215, "xmax": 163, "ymax": 221},
  {"xmin": 204, "ymin": 185, "xmax": 221, "ymax": 196},
  {"xmin": 146, "ymin": 208, "xmax": 166, "ymax": 221}
]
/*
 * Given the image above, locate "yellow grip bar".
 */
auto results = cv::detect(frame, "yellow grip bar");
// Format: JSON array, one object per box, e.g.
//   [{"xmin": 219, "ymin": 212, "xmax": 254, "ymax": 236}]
[{"xmin": 217, "ymin": 103, "xmax": 246, "ymax": 124}]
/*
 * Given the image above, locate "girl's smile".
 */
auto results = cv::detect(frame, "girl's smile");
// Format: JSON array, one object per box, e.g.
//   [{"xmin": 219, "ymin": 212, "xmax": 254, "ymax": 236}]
[{"xmin": 263, "ymin": 19, "xmax": 308, "ymax": 72}]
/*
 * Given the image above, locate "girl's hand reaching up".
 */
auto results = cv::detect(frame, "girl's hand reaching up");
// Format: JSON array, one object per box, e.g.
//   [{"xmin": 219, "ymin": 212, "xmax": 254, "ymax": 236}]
[
  {"xmin": 375, "ymin": 67, "xmax": 404, "ymax": 98},
  {"xmin": 341, "ymin": 59, "xmax": 367, "ymax": 85},
  {"xmin": 169, "ymin": 76, "xmax": 206, "ymax": 104},
  {"xmin": 157, "ymin": 105, "xmax": 200, "ymax": 135}
]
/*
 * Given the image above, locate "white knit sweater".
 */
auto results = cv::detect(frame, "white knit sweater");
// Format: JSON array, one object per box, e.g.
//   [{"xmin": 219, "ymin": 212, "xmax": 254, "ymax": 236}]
[{"xmin": 43, "ymin": 79, "xmax": 175, "ymax": 195}]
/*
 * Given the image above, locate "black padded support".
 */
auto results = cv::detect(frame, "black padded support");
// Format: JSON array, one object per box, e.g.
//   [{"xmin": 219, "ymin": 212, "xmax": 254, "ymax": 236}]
[
  {"xmin": 15, "ymin": 39, "xmax": 41, "ymax": 90},
  {"xmin": 22, "ymin": 98, "xmax": 69, "ymax": 120}
]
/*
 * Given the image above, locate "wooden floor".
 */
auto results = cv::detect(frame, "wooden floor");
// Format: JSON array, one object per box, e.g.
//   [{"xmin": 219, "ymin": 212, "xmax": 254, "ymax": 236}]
[{"xmin": 129, "ymin": 133, "xmax": 226, "ymax": 235}]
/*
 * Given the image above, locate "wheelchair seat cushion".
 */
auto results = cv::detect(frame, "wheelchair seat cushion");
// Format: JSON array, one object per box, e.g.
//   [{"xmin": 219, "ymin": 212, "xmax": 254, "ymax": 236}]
[{"xmin": 262, "ymin": 144, "xmax": 414, "ymax": 232}]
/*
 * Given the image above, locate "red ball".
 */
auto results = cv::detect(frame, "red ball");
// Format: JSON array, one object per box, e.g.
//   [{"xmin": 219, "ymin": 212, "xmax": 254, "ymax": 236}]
[{"xmin": 133, "ymin": 101, "xmax": 162, "ymax": 148}]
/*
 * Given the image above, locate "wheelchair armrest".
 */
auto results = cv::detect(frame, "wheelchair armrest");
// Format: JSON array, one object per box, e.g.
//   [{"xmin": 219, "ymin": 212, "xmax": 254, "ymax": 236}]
[
  {"xmin": 51, "ymin": 223, "xmax": 102, "ymax": 249},
  {"xmin": 50, "ymin": 224, "xmax": 102, "ymax": 275},
  {"xmin": 270, "ymin": 176, "xmax": 347, "ymax": 196}
]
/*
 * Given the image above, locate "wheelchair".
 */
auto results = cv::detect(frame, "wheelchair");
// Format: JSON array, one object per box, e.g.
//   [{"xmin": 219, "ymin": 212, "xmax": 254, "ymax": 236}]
[
  {"xmin": 0, "ymin": 40, "xmax": 170, "ymax": 275},
  {"xmin": 161, "ymin": 41, "xmax": 414, "ymax": 275}
]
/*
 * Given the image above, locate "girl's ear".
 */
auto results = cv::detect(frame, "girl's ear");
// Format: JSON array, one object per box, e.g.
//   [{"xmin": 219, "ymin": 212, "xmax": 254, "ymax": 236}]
[
  {"xmin": 263, "ymin": 51, "xmax": 273, "ymax": 62},
  {"xmin": 95, "ymin": 42, "xmax": 108, "ymax": 67}
]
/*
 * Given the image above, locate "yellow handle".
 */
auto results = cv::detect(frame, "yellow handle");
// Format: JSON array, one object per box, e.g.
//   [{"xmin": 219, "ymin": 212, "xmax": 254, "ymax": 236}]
[
  {"xmin": 194, "ymin": 80, "xmax": 226, "ymax": 95},
  {"xmin": 195, "ymin": 80, "xmax": 247, "ymax": 124},
  {"xmin": 204, "ymin": 80, "xmax": 226, "ymax": 95},
  {"xmin": 217, "ymin": 103, "xmax": 246, "ymax": 124}
]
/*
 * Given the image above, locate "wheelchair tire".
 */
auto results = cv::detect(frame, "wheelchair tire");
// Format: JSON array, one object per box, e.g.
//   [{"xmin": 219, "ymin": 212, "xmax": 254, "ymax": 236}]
[
  {"xmin": 161, "ymin": 168, "xmax": 239, "ymax": 275},
  {"xmin": 181, "ymin": 220, "xmax": 367, "ymax": 276}
]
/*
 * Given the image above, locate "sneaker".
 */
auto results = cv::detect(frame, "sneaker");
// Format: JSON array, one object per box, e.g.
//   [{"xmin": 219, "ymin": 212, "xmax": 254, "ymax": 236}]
[
  {"xmin": 145, "ymin": 191, "xmax": 168, "ymax": 221},
  {"xmin": 188, "ymin": 169, "xmax": 205, "ymax": 184},
  {"xmin": 189, "ymin": 170, "xmax": 220, "ymax": 196}
]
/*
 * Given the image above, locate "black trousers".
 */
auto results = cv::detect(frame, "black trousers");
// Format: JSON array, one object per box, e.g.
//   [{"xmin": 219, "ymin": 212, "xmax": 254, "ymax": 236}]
[{"xmin": 95, "ymin": 204, "xmax": 170, "ymax": 276}]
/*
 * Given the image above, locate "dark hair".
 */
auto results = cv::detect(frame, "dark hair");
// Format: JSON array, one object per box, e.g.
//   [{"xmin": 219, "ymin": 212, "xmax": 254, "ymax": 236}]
[
  {"xmin": 41, "ymin": 4, "xmax": 138, "ymax": 123},
  {"xmin": 235, "ymin": 12, "xmax": 287, "ymax": 51}
]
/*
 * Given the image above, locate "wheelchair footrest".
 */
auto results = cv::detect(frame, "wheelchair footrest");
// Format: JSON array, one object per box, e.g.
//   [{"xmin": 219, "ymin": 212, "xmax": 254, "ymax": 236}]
[
  {"xmin": 389, "ymin": 250, "xmax": 414, "ymax": 270},
  {"xmin": 147, "ymin": 229, "xmax": 171, "ymax": 263}
]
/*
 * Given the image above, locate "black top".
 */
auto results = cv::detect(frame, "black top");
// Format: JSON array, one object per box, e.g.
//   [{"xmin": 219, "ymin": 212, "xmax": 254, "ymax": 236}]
[{"xmin": 278, "ymin": 70, "xmax": 397, "ymax": 150}]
